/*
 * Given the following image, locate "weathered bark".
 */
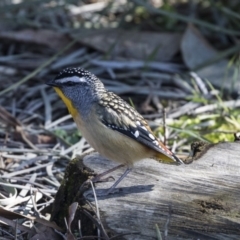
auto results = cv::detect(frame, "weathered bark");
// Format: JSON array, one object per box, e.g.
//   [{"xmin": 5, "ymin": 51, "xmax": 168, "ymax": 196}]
[
  {"xmin": 52, "ymin": 141, "xmax": 240, "ymax": 239},
  {"xmin": 83, "ymin": 141, "xmax": 240, "ymax": 239}
]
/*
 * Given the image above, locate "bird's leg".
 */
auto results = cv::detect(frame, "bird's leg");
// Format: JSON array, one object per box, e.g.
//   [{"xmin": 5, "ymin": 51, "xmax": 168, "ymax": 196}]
[
  {"xmin": 105, "ymin": 167, "xmax": 132, "ymax": 195},
  {"xmin": 87, "ymin": 167, "xmax": 132, "ymax": 196},
  {"xmin": 92, "ymin": 164, "xmax": 125, "ymax": 183}
]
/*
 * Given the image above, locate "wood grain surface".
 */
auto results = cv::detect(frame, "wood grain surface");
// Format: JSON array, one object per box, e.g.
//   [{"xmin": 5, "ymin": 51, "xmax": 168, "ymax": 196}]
[{"xmin": 83, "ymin": 142, "xmax": 240, "ymax": 239}]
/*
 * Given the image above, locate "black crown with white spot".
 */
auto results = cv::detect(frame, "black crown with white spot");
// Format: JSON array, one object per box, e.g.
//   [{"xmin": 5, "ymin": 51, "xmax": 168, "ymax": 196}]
[
  {"xmin": 51, "ymin": 67, "xmax": 104, "ymax": 89},
  {"xmin": 55, "ymin": 67, "xmax": 92, "ymax": 80}
]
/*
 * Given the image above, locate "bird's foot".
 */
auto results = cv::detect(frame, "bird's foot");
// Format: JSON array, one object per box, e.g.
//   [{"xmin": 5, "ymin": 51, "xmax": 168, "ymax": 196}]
[{"xmin": 91, "ymin": 175, "xmax": 115, "ymax": 183}]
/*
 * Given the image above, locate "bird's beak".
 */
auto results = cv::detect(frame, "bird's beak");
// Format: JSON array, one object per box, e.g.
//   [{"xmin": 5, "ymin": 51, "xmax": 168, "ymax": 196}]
[{"xmin": 45, "ymin": 79, "xmax": 59, "ymax": 87}]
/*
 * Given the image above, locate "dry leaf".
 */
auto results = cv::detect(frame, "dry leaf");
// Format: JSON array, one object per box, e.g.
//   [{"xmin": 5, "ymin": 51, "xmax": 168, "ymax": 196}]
[
  {"xmin": 0, "ymin": 179, "xmax": 17, "ymax": 206},
  {"xmin": 73, "ymin": 29, "xmax": 181, "ymax": 61},
  {"xmin": 0, "ymin": 207, "xmax": 62, "ymax": 231},
  {"xmin": 0, "ymin": 29, "xmax": 70, "ymax": 50},
  {"xmin": 66, "ymin": 202, "xmax": 78, "ymax": 240},
  {"xmin": 181, "ymin": 24, "xmax": 218, "ymax": 69},
  {"xmin": 0, "ymin": 215, "xmax": 31, "ymax": 233},
  {"xmin": 0, "ymin": 106, "xmax": 56, "ymax": 146},
  {"xmin": 181, "ymin": 24, "xmax": 240, "ymax": 91},
  {"xmin": 68, "ymin": 202, "xmax": 78, "ymax": 231},
  {"xmin": 29, "ymin": 224, "xmax": 62, "ymax": 240}
]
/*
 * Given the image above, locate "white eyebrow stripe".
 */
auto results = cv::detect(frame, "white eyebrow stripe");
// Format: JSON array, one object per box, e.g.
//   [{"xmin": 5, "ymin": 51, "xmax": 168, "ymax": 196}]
[{"xmin": 58, "ymin": 76, "xmax": 86, "ymax": 83}]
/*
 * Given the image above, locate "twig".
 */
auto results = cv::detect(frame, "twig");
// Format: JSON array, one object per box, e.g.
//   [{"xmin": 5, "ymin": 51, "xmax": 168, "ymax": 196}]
[
  {"xmin": 163, "ymin": 108, "xmax": 166, "ymax": 146},
  {"xmin": 193, "ymin": 99, "xmax": 240, "ymax": 114},
  {"xmin": 41, "ymin": 86, "xmax": 52, "ymax": 127}
]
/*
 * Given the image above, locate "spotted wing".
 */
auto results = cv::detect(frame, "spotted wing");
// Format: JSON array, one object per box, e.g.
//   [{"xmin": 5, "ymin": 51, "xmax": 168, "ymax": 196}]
[{"xmin": 96, "ymin": 92, "xmax": 181, "ymax": 163}]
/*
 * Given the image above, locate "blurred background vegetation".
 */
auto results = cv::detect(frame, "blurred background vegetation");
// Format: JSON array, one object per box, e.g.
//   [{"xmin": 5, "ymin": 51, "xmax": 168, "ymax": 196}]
[{"xmin": 0, "ymin": 0, "xmax": 239, "ymax": 150}]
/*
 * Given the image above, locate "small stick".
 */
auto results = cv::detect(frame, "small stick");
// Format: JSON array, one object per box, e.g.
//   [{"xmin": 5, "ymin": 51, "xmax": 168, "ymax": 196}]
[{"xmin": 163, "ymin": 108, "xmax": 166, "ymax": 146}]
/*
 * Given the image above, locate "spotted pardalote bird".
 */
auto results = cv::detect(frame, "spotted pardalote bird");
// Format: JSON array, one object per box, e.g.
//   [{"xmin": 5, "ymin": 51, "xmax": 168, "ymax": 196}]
[{"xmin": 46, "ymin": 67, "xmax": 183, "ymax": 195}]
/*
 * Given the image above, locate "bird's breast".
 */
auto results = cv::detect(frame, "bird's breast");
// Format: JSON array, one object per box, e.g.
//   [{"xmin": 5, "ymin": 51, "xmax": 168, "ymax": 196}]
[{"xmin": 73, "ymin": 111, "xmax": 152, "ymax": 166}]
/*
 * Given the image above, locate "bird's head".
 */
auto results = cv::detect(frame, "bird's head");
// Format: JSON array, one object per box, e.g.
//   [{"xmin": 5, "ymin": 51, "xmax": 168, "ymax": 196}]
[{"xmin": 46, "ymin": 67, "xmax": 105, "ymax": 117}]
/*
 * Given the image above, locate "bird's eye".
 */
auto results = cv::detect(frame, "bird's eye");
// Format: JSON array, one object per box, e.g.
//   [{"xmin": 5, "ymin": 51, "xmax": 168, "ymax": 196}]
[{"xmin": 66, "ymin": 81, "xmax": 76, "ymax": 86}]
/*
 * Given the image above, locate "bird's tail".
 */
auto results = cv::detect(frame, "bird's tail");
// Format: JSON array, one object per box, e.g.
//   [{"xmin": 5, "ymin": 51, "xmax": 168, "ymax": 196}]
[{"xmin": 153, "ymin": 151, "xmax": 183, "ymax": 165}]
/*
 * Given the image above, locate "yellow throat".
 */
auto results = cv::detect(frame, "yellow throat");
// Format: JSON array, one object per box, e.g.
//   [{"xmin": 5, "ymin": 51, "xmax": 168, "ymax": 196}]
[{"xmin": 54, "ymin": 87, "xmax": 78, "ymax": 117}]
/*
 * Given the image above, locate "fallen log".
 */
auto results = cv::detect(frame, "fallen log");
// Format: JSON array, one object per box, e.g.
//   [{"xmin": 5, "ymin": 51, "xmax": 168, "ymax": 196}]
[{"xmin": 51, "ymin": 140, "xmax": 240, "ymax": 239}]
